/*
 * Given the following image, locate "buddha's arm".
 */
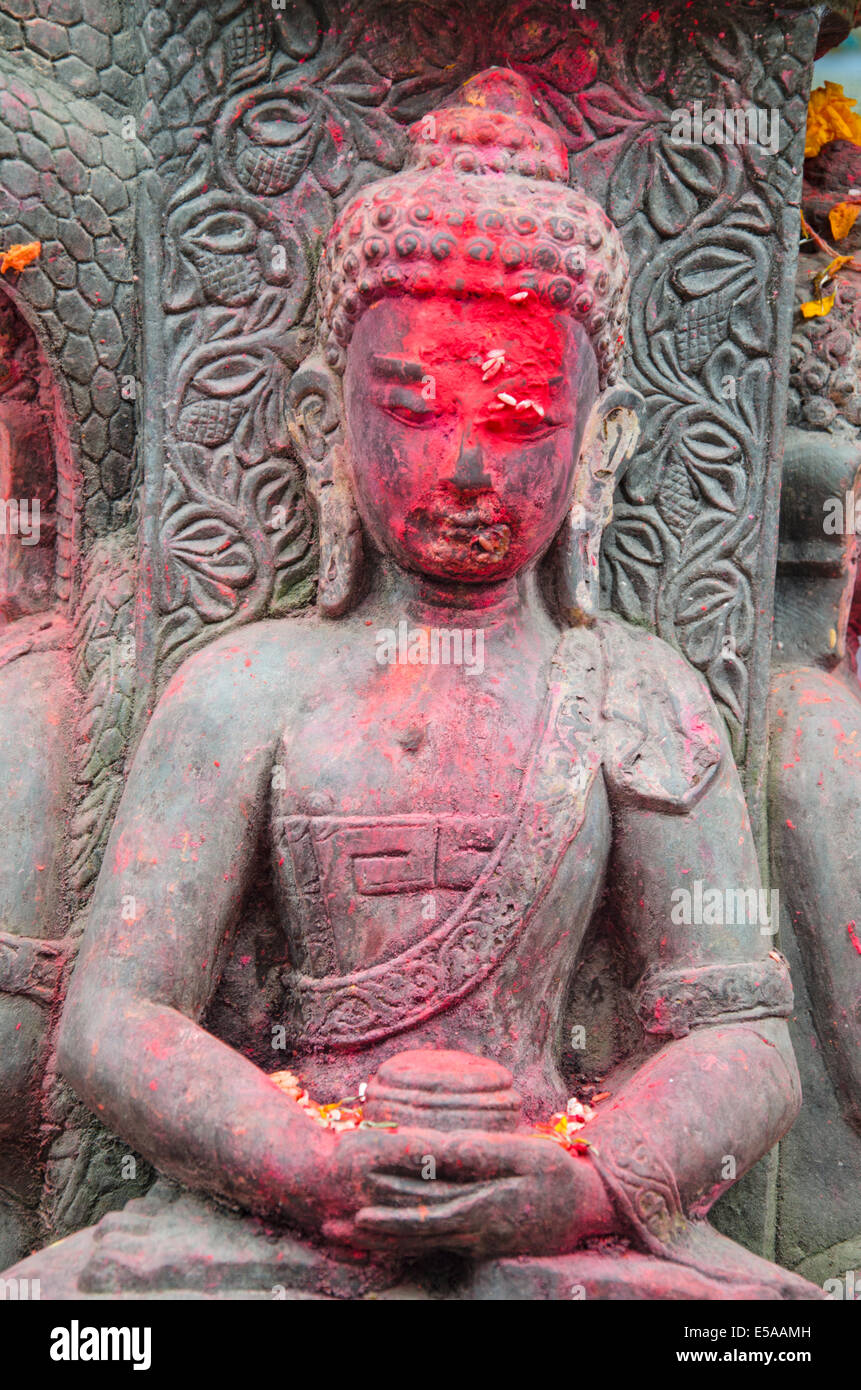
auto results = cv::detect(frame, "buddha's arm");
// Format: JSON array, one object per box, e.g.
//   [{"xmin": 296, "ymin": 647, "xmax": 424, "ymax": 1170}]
[
  {"xmin": 589, "ymin": 741, "xmax": 800, "ymax": 1234},
  {"xmin": 56, "ymin": 634, "xmax": 327, "ymax": 1228}
]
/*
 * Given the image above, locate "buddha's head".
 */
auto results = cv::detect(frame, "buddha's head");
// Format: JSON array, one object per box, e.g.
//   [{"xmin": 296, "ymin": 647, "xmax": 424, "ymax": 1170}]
[{"xmin": 289, "ymin": 68, "xmax": 642, "ymax": 618}]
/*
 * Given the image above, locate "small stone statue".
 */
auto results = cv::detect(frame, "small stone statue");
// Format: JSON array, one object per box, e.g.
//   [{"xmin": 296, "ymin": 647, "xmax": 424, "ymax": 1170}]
[
  {"xmin": 4, "ymin": 69, "xmax": 818, "ymax": 1300},
  {"xmin": 767, "ymin": 149, "xmax": 861, "ymax": 1282},
  {"xmin": 0, "ymin": 294, "xmax": 75, "ymax": 1268}
]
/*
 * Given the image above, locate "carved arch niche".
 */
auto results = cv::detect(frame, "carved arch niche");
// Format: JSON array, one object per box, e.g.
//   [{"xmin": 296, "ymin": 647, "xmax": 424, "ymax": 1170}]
[
  {"xmin": 0, "ymin": 49, "xmax": 150, "ymax": 1263},
  {"xmin": 0, "ymin": 49, "xmax": 142, "ymax": 893}
]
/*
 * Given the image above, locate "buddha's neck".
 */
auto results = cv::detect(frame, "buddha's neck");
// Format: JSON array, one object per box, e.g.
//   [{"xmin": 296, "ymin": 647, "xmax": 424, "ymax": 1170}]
[{"xmin": 370, "ymin": 556, "xmax": 546, "ymax": 634}]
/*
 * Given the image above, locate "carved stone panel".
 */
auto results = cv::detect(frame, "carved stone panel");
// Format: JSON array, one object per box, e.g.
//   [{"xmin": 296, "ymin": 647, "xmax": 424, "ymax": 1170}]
[{"xmin": 133, "ymin": 0, "xmax": 824, "ymax": 833}]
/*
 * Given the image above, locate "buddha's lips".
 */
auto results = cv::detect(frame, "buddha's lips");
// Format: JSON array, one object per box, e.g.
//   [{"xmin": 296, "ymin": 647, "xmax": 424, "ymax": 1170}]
[{"xmin": 406, "ymin": 501, "xmax": 512, "ymax": 564}]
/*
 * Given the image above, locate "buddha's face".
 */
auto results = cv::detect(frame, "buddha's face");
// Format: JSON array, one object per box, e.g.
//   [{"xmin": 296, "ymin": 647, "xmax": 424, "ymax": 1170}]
[{"xmin": 343, "ymin": 295, "xmax": 599, "ymax": 584}]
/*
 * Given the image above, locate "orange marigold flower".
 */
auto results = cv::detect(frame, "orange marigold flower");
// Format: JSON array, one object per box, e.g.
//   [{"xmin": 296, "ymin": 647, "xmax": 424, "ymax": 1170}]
[
  {"xmin": 0, "ymin": 241, "xmax": 41, "ymax": 274},
  {"xmin": 806, "ymin": 82, "xmax": 861, "ymax": 159},
  {"xmin": 800, "ymin": 291, "xmax": 836, "ymax": 319},
  {"xmin": 829, "ymin": 201, "xmax": 861, "ymax": 241}
]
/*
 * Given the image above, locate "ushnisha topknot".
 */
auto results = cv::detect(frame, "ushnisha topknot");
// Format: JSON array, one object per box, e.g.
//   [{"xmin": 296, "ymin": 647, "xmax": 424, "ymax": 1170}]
[{"xmin": 317, "ymin": 68, "xmax": 630, "ymax": 389}]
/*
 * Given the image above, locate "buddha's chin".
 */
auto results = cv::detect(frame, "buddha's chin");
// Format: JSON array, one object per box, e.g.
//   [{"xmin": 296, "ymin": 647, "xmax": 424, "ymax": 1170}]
[{"xmin": 404, "ymin": 513, "xmax": 513, "ymax": 580}]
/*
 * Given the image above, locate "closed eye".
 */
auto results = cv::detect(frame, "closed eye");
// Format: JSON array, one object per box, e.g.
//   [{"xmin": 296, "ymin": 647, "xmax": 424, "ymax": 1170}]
[
  {"xmin": 381, "ymin": 403, "xmax": 440, "ymax": 427},
  {"xmin": 377, "ymin": 389, "xmax": 440, "ymax": 428},
  {"xmin": 482, "ymin": 414, "xmax": 562, "ymax": 439}
]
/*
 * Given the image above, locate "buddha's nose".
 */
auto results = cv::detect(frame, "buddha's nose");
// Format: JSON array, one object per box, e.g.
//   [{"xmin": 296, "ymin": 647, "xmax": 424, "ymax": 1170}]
[{"xmin": 446, "ymin": 429, "xmax": 492, "ymax": 492}]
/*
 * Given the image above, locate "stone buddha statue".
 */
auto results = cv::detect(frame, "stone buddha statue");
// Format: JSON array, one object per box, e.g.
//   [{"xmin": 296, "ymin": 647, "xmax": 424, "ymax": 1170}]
[
  {"xmin": 3, "ymin": 69, "xmax": 819, "ymax": 1300},
  {"xmin": 769, "ymin": 438, "xmax": 861, "ymax": 1286},
  {"xmin": 766, "ymin": 164, "xmax": 861, "ymax": 1282}
]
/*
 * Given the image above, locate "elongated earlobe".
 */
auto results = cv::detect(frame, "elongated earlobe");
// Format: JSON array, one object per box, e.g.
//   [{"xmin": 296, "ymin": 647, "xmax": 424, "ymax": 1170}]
[
  {"xmin": 554, "ymin": 504, "xmax": 604, "ymax": 626},
  {"xmin": 287, "ymin": 359, "xmax": 365, "ymax": 618},
  {"xmin": 317, "ymin": 447, "xmax": 364, "ymax": 618},
  {"xmin": 551, "ymin": 389, "xmax": 643, "ymax": 625}
]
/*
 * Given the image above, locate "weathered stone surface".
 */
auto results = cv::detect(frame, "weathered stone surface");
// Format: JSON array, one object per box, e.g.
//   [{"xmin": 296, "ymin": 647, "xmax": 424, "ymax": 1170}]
[
  {"xmin": 0, "ymin": 156, "xmax": 38, "ymax": 197},
  {"xmin": 68, "ymin": 21, "xmax": 110, "ymax": 72},
  {"xmin": 27, "ymin": 19, "xmax": 71, "ymax": 60},
  {"xmin": 0, "ymin": 14, "xmax": 24, "ymax": 50}
]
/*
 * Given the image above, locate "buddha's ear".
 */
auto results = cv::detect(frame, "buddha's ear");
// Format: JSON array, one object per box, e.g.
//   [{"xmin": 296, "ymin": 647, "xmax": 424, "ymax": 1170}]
[
  {"xmin": 286, "ymin": 355, "xmax": 343, "ymax": 474},
  {"xmin": 286, "ymin": 356, "xmax": 364, "ymax": 619},
  {"xmin": 550, "ymin": 382, "xmax": 644, "ymax": 627},
  {"xmin": 580, "ymin": 384, "xmax": 645, "ymax": 487}
]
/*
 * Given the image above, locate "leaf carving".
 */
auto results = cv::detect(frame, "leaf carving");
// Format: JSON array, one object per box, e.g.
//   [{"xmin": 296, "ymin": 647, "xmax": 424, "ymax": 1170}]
[
  {"xmin": 608, "ymin": 131, "xmax": 653, "ymax": 226},
  {"xmin": 579, "ymin": 83, "xmax": 658, "ymax": 137},
  {"xmin": 686, "ymin": 458, "xmax": 745, "ymax": 514},
  {"xmin": 672, "ymin": 245, "xmax": 753, "ymax": 300},
  {"xmin": 163, "ymin": 504, "xmax": 255, "ymax": 620},
  {"xmin": 647, "ymin": 147, "xmax": 698, "ymax": 236},
  {"xmin": 195, "ymin": 354, "xmax": 266, "ymax": 399},
  {"xmin": 661, "ymin": 138, "xmax": 724, "ymax": 198},
  {"xmin": 613, "ymin": 517, "xmax": 664, "ymax": 565}
]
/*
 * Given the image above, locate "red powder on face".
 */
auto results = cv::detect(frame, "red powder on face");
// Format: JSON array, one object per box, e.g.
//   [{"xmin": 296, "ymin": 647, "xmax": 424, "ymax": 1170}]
[
  {"xmin": 344, "ymin": 291, "xmax": 596, "ymax": 587},
  {"xmin": 399, "ymin": 293, "xmax": 571, "ymax": 416}
]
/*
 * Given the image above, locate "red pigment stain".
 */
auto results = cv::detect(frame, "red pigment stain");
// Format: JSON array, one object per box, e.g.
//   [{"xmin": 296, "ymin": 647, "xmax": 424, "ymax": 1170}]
[
  {"xmin": 113, "ymin": 844, "xmax": 133, "ymax": 876},
  {"xmin": 786, "ymin": 820, "xmax": 796, "ymax": 829},
  {"xmin": 847, "ymin": 921, "xmax": 861, "ymax": 955}
]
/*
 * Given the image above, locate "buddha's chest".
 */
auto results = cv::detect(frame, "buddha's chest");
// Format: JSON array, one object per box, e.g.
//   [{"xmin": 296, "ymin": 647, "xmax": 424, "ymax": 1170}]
[
  {"xmin": 280, "ymin": 664, "xmax": 540, "ymax": 813},
  {"xmin": 267, "ymin": 644, "xmax": 608, "ymax": 990},
  {"xmin": 270, "ymin": 671, "xmax": 546, "ymax": 977}
]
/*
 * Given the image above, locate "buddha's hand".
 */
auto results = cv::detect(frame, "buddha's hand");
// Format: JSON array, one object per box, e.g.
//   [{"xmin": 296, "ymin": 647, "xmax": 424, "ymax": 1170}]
[{"xmin": 313, "ymin": 1127, "xmax": 612, "ymax": 1258}]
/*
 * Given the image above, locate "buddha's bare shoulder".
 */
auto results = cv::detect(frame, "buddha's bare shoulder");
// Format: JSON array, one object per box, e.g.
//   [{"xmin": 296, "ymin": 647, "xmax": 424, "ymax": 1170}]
[
  {"xmin": 154, "ymin": 611, "xmax": 344, "ymax": 722},
  {"xmin": 770, "ymin": 663, "xmax": 861, "ymax": 766},
  {"xmin": 587, "ymin": 616, "xmax": 727, "ymax": 811},
  {"xmin": 771, "ymin": 662, "xmax": 861, "ymax": 721}
]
